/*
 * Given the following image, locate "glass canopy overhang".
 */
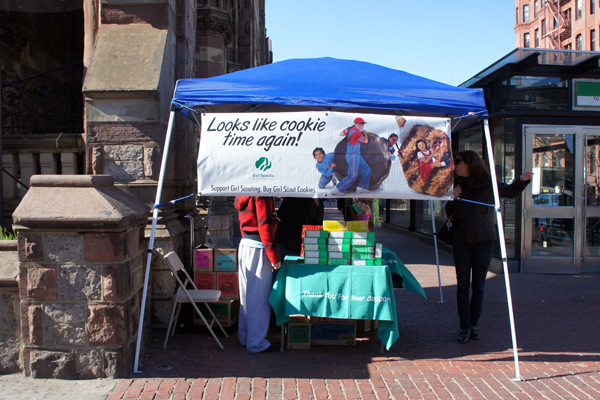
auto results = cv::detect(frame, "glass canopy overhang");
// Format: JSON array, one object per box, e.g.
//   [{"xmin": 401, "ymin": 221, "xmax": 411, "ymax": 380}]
[{"xmin": 460, "ymin": 48, "xmax": 600, "ymax": 88}]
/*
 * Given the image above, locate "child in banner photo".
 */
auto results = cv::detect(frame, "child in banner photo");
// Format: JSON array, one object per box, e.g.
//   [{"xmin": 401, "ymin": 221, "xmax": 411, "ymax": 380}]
[
  {"xmin": 313, "ymin": 147, "xmax": 338, "ymax": 189},
  {"xmin": 332, "ymin": 117, "xmax": 371, "ymax": 196},
  {"xmin": 416, "ymin": 139, "xmax": 446, "ymax": 180},
  {"xmin": 381, "ymin": 133, "xmax": 399, "ymax": 161}
]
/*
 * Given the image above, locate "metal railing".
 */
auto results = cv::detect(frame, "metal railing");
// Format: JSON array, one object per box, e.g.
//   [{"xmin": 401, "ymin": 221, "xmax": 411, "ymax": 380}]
[{"xmin": 1, "ymin": 61, "xmax": 84, "ymax": 136}]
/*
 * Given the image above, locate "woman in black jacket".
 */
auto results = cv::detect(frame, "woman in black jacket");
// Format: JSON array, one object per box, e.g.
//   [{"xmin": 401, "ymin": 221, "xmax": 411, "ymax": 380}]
[{"xmin": 445, "ymin": 150, "xmax": 532, "ymax": 344}]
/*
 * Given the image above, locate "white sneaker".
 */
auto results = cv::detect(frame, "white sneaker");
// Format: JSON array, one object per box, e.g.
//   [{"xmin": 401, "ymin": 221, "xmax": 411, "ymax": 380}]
[
  {"xmin": 441, "ymin": 161, "xmax": 447, "ymax": 167},
  {"xmin": 331, "ymin": 186, "xmax": 345, "ymax": 196},
  {"xmin": 356, "ymin": 187, "xmax": 371, "ymax": 194}
]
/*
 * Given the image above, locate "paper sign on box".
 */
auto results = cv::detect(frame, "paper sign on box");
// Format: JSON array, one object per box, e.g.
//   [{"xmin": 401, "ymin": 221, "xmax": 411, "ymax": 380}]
[
  {"xmin": 214, "ymin": 248, "xmax": 237, "ymax": 271},
  {"xmin": 287, "ymin": 316, "xmax": 311, "ymax": 349},
  {"xmin": 194, "ymin": 272, "xmax": 216, "ymax": 290},
  {"xmin": 311, "ymin": 322, "xmax": 356, "ymax": 346},
  {"xmin": 194, "ymin": 246, "xmax": 214, "ymax": 272},
  {"xmin": 217, "ymin": 272, "xmax": 239, "ymax": 299}
]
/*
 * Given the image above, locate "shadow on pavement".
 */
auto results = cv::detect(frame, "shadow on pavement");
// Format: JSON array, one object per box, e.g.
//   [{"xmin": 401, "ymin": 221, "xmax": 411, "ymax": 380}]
[{"xmin": 134, "ymin": 221, "xmax": 600, "ymax": 380}]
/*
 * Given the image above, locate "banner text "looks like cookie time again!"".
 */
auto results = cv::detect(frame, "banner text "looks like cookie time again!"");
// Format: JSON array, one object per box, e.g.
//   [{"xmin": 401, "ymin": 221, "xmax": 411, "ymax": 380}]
[{"xmin": 207, "ymin": 116, "xmax": 326, "ymax": 152}]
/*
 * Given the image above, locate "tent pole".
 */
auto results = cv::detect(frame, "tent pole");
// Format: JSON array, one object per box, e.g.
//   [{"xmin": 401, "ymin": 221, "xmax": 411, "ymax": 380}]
[
  {"xmin": 134, "ymin": 109, "xmax": 178, "ymax": 373},
  {"xmin": 429, "ymin": 201, "xmax": 443, "ymax": 303},
  {"xmin": 483, "ymin": 119, "xmax": 522, "ymax": 381}
]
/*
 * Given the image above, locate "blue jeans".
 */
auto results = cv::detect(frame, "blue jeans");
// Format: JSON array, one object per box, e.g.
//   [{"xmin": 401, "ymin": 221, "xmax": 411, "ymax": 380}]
[
  {"xmin": 337, "ymin": 153, "xmax": 371, "ymax": 192},
  {"xmin": 319, "ymin": 174, "xmax": 336, "ymax": 189},
  {"xmin": 452, "ymin": 240, "xmax": 494, "ymax": 330}
]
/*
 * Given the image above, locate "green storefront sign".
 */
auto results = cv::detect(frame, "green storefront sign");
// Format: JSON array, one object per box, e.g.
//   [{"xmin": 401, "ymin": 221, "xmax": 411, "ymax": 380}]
[{"xmin": 575, "ymin": 81, "xmax": 600, "ymax": 107}]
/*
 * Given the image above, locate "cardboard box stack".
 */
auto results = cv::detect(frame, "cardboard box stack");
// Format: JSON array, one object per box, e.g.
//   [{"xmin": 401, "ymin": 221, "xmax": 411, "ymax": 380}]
[
  {"xmin": 193, "ymin": 245, "xmax": 239, "ymax": 326},
  {"xmin": 301, "ymin": 222, "xmax": 383, "ymax": 266}
]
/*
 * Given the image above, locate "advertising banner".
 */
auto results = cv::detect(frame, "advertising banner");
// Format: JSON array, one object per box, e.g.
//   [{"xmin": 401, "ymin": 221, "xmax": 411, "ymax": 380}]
[{"xmin": 197, "ymin": 111, "xmax": 454, "ymax": 200}]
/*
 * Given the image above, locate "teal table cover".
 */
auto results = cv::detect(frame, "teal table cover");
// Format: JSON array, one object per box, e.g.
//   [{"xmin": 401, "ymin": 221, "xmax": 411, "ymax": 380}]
[
  {"xmin": 269, "ymin": 248, "xmax": 426, "ymax": 350},
  {"xmin": 381, "ymin": 247, "xmax": 427, "ymax": 299}
]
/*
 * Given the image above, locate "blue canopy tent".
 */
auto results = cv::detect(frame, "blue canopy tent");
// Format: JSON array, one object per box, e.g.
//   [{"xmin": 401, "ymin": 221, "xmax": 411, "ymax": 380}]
[
  {"xmin": 135, "ymin": 58, "xmax": 522, "ymax": 381},
  {"xmin": 172, "ymin": 57, "xmax": 487, "ymax": 117}
]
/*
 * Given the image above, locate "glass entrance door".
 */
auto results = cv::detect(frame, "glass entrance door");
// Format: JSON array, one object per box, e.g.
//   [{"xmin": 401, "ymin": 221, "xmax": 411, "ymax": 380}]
[
  {"xmin": 523, "ymin": 125, "xmax": 600, "ymax": 273},
  {"xmin": 582, "ymin": 129, "xmax": 600, "ymax": 270}
]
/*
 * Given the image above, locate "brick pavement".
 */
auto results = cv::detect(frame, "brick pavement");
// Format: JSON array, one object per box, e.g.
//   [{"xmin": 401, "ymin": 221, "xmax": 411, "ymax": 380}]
[{"xmin": 111, "ymin": 204, "xmax": 600, "ymax": 400}]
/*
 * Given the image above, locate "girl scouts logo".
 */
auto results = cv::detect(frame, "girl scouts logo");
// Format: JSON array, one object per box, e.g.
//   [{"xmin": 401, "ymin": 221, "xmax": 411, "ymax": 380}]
[{"xmin": 255, "ymin": 157, "xmax": 272, "ymax": 171}]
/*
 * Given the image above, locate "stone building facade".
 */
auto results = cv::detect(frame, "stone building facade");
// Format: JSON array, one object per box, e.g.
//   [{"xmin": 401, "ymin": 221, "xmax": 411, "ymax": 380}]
[{"xmin": 1, "ymin": 0, "xmax": 270, "ymax": 376}]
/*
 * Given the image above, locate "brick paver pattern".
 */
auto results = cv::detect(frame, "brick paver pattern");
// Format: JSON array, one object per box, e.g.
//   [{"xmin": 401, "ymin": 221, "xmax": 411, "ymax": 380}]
[{"xmin": 112, "ymin": 208, "xmax": 600, "ymax": 399}]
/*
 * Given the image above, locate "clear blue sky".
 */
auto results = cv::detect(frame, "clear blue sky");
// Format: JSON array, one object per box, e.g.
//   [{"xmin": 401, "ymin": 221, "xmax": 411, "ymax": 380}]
[{"xmin": 266, "ymin": 1, "xmax": 516, "ymax": 86}]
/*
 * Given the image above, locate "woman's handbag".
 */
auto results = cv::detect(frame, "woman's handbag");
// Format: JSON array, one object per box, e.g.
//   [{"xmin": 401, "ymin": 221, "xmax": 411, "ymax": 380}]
[{"xmin": 435, "ymin": 215, "xmax": 454, "ymax": 245}]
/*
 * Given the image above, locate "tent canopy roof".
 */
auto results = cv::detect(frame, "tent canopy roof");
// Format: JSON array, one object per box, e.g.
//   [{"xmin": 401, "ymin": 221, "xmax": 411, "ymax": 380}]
[{"xmin": 172, "ymin": 57, "xmax": 488, "ymax": 118}]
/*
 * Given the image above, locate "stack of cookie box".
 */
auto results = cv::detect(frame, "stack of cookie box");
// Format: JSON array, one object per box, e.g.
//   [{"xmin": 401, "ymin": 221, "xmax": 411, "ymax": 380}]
[
  {"xmin": 301, "ymin": 223, "xmax": 383, "ymax": 266},
  {"xmin": 301, "ymin": 225, "xmax": 328, "ymax": 264}
]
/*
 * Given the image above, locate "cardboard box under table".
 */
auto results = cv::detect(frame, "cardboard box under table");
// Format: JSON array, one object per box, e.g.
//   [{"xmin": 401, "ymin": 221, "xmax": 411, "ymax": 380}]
[
  {"xmin": 310, "ymin": 320, "xmax": 356, "ymax": 346},
  {"xmin": 194, "ymin": 299, "xmax": 239, "ymax": 327},
  {"xmin": 269, "ymin": 248, "xmax": 427, "ymax": 351},
  {"xmin": 286, "ymin": 316, "xmax": 311, "ymax": 349}
]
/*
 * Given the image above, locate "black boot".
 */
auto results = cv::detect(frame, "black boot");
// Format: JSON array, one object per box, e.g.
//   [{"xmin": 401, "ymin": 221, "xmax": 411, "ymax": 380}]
[{"xmin": 457, "ymin": 328, "xmax": 471, "ymax": 344}]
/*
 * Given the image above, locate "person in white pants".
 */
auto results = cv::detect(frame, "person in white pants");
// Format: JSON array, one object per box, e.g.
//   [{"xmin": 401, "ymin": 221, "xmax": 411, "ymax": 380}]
[{"xmin": 234, "ymin": 196, "xmax": 281, "ymax": 353}]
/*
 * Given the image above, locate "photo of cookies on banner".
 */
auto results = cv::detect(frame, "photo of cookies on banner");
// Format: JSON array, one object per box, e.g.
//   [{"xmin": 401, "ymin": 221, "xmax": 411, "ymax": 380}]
[
  {"xmin": 396, "ymin": 116, "xmax": 454, "ymax": 197},
  {"xmin": 329, "ymin": 117, "xmax": 392, "ymax": 196}
]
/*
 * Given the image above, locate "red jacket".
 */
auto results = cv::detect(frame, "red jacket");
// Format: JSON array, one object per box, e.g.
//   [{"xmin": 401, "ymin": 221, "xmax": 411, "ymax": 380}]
[
  {"xmin": 234, "ymin": 196, "xmax": 281, "ymax": 265},
  {"xmin": 343, "ymin": 126, "xmax": 366, "ymax": 145}
]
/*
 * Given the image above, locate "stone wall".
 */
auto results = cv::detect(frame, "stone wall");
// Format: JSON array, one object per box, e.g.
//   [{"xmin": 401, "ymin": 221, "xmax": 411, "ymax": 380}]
[
  {"xmin": 0, "ymin": 240, "xmax": 20, "ymax": 374},
  {"xmin": 13, "ymin": 175, "xmax": 150, "ymax": 379}
]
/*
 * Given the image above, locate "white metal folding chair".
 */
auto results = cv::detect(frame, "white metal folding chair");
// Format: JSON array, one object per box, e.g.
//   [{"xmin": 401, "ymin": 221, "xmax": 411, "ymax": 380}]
[{"xmin": 163, "ymin": 251, "xmax": 228, "ymax": 350}]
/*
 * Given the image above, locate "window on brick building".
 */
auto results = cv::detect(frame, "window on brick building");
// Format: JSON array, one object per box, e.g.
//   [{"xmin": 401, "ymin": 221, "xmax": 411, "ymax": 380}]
[
  {"xmin": 524, "ymin": 4, "xmax": 530, "ymax": 22},
  {"xmin": 542, "ymin": 19, "xmax": 547, "ymax": 36},
  {"xmin": 524, "ymin": 32, "xmax": 531, "ymax": 47},
  {"xmin": 591, "ymin": 30, "xmax": 596, "ymax": 50},
  {"xmin": 565, "ymin": 8, "xmax": 571, "ymax": 21},
  {"xmin": 592, "ymin": 0, "xmax": 596, "ymax": 14},
  {"xmin": 516, "ymin": 7, "xmax": 520, "ymax": 24},
  {"xmin": 577, "ymin": 34, "xmax": 583, "ymax": 50},
  {"xmin": 535, "ymin": 29, "xmax": 540, "ymax": 47},
  {"xmin": 577, "ymin": 0, "xmax": 582, "ymax": 19},
  {"xmin": 534, "ymin": 0, "xmax": 539, "ymax": 17}
]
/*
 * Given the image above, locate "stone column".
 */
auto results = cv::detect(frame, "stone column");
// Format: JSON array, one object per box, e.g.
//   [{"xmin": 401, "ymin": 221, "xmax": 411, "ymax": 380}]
[
  {"xmin": 39, "ymin": 153, "xmax": 57, "ymax": 175},
  {"xmin": 18, "ymin": 153, "xmax": 37, "ymax": 198},
  {"xmin": 82, "ymin": 0, "xmax": 201, "ymax": 327},
  {"xmin": 13, "ymin": 175, "xmax": 150, "ymax": 379},
  {"xmin": 2, "ymin": 154, "xmax": 17, "ymax": 199}
]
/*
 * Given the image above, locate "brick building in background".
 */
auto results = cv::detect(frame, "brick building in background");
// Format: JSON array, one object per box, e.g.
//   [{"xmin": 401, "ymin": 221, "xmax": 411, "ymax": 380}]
[{"xmin": 515, "ymin": 0, "xmax": 600, "ymax": 50}]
